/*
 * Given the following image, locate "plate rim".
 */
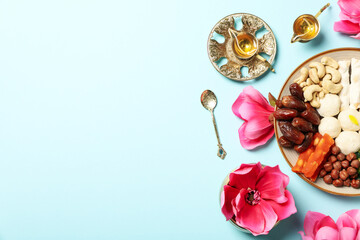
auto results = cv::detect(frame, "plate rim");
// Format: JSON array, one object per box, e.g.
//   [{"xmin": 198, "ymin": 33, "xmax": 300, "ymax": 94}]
[{"xmin": 274, "ymin": 47, "xmax": 360, "ymax": 197}]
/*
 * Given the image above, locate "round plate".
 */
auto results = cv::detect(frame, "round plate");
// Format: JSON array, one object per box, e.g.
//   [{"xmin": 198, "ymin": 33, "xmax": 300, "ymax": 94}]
[
  {"xmin": 275, "ymin": 48, "xmax": 360, "ymax": 197},
  {"xmin": 207, "ymin": 13, "xmax": 277, "ymax": 81}
]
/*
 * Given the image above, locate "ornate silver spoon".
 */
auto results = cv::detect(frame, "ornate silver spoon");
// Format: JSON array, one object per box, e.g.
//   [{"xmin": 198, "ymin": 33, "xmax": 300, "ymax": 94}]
[{"xmin": 201, "ymin": 90, "xmax": 226, "ymax": 159}]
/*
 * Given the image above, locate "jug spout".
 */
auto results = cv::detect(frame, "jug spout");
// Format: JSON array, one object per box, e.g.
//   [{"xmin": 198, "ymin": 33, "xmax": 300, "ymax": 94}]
[{"xmin": 291, "ymin": 33, "xmax": 301, "ymax": 43}]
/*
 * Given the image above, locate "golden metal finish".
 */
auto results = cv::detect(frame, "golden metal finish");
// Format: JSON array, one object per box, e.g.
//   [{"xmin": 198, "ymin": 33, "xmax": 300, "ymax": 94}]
[
  {"xmin": 207, "ymin": 13, "xmax": 277, "ymax": 81},
  {"xmin": 201, "ymin": 90, "xmax": 226, "ymax": 159},
  {"xmin": 291, "ymin": 3, "xmax": 330, "ymax": 43}
]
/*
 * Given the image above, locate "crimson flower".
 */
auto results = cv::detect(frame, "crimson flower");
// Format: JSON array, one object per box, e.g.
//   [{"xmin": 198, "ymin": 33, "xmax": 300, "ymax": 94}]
[
  {"xmin": 232, "ymin": 86, "xmax": 274, "ymax": 150},
  {"xmin": 221, "ymin": 162, "xmax": 297, "ymax": 236}
]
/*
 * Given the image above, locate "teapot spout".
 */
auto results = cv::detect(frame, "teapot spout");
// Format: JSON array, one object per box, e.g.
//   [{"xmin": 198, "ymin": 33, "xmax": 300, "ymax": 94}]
[{"xmin": 291, "ymin": 33, "xmax": 301, "ymax": 43}]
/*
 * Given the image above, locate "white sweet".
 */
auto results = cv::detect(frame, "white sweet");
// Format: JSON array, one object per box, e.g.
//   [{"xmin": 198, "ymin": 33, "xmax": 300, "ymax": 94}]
[
  {"xmin": 335, "ymin": 131, "xmax": 360, "ymax": 155},
  {"xmin": 317, "ymin": 94, "xmax": 341, "ymax": 117},
  {"xmin": 350, "ymin": 58, "xmax": 360, "ymax": 109},
  {"xmin": 338, "ymin": 60, "xmax": 350, "ymax": 111},
  {"xmin": 338, "ymin": 109, "xmax": 360, "ymax": 131},
  {"xmin": 318, "ymin": 117, "xmax": 341, "ymax": 138}
]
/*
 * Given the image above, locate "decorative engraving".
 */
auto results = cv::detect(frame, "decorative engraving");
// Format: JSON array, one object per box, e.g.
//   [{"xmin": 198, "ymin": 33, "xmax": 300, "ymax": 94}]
[
  {"xmin": 241, "ymin": 15, "xmax": 264, "ymax": 34},
  {"xmin": 209, "ymin": 39, "xmax": 225, "ymax": 62},
  {"xmin": 220, "ymin": 63, "xmax": 241, "ymax": 79},
  {"xmin": 259, "ymin": 32, "xmax": 275, "ymax": 56},
  {"xmin": 214, "ymin": 16, "xmax": 234, "ymax": 35},
  {"xmin": 207, "ymin": 13, "xmax": 277, "ymax": 81}
]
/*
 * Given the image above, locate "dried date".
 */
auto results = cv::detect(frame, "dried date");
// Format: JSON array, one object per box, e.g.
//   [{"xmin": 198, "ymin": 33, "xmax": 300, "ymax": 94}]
[
  {"xmin": 279, "ymin": 136, "xmax": 294, "ymax": 148},
  {"xmin": 292, "ymin": 117, "xmax": 314, "ymax": 132},
  {"xmin": 289, "ymin": 83, "xmax": 304, "ymax": 101},
  {"xmin": 300, "ymin": 109, "xmax": 321, "ymax": 125},
  {"xmin": 273, "ymin": 109, "xmax": 298, "ymax": 120},
  {"xmin": 278, "ymin": 121, "xmax": 305, "ymax": 145},
  {"xmin": 294, "ymin": 132, "xmax": 313, "ymax": 153},
  {"xmin": 281, "ymin": 95, "xmax": 306, "ymax": 111}
]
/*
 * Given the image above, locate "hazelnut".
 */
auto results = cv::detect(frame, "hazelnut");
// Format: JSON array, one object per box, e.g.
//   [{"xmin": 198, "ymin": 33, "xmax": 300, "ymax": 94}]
[
  {"xmin": 323, "ymin": 175, "xmax": 333, "ymax": 184},
  {"xmin": 344, "ymin": 179, "xmax": 351, "ymax": 187},
  {"xmin": 341, "ymin": 160, "xmax": 350, "ymax": 169},
  {"xmin": 328, "ymin": 155, "xmax": 337, "ymax": 163},
  {"xmin": 347, "ymin": 167, "xmax": 357, "ymax": 176},
  {"xmin": 331, "ymin": 169, "xmax": 340, "ymax": 179},
  {"xmin": 324, "ymin": 162, "xmax": 333, "ymax": 172},
  {"xmin": 347, "ymin": 152, "xmax": 357, "ymax": 161},
  {"xmin": 337, "ymin": 153, "xmax": 345, "ymax": 161},
  {"xmin": 351, "ymin": 179, "xmax": 360, "ymax": 189},
  {"xmin": 333, "ymin": 179, "xmax": 344, "ymax": 187},
  {"xmin": 333, "ymin": 161, "xmax": 342, "ymax": 171},
  {"xmin": 351, "ymin": 159, "xmax": 360, "ymax": 169},
  {"xmin": 331, "ymin": 145, "xmax": 340, "ymax": 155},
  {"xmin": 339, "ymin": 169, "xmax": 349, "ymax": 181},
  {"xmin": 319, "ymin": 169, "xmax": 327, "ymax": 178}
]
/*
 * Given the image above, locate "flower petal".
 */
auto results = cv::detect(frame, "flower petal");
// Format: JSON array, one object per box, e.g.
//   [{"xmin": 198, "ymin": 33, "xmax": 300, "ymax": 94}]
[
  {"xmin": 345, "ymin": 209, "xmax": 360, "ymax": 226},
  {"xmin": 238, "ymin": 122, "xmax": 274, "ymax": 150},
  {"xmin": 236, "ymin": 203, "xmax": 265, "ymax": 235},
  {"xmin": 314, "ymin": 226, "xmax": 339, "ymax": 240},
  {"xmin": 338, "ymin": 227, "xmax": 357, "ymax": 240},
  {"xmin": 334, "ymin": 20, "xmax": 360, "ymax": 34},
  {"xmin": 242, "ymin": 86, "xmax": 274, "ymax": 112},
  {"xmin": 231, "ymin": 188, "xmax": 247, "ymax": 214},
  {"xmin": 232, "ymin": 87, "xmax": 274, "ymax": 121},
  {"xmin": 229, "ymin": 163, "xmax": 261, "ymax": 190},
  {"xmin": 221, "ymin": 185, "xmax": 240, "ymax": 220},
  {"xmin": 256, "ymin": 172, "xmax": 287, "ymax": 203},
  {"xmin": 258, "ymin": 165, "xmax": 290, "ymax": 187},
  {"xmin": 315, "ymin": 215, "xmax": 338, "ymax": 232},
  {"xmin": 303, "ymin": 211, "xmax": 329, "ymax": 238},
  {"xmin": 351, "ymin": 32, "xmax": 360, "ymax": 39},
  {"xmin": 337, "ymin": 212, "xmax": 358, "ymax": 229},
  {"xmin": 240, "ymin": 117, "xmax": 273, "ymax": 140},
  {"xmin": 338, "ymin": 0, "xmax": 360, "ymax": 21},
  {"xmin": 339, "ymin": 11, "xmax": 360, "ymax": 23},
  {"xmin": 256, "ymin": 165, "xmax": 290, "ymax": 203},
  {"xmin": 266, "ymin": 190, "xmax": 297, "ymax": 221},
  {"xmin": 299, "ymin": 231, "xmax": 314, "ymax": 240},
  {"xmin": 259, "ymin": 200, "xmax": 278, "ymax": 233}
]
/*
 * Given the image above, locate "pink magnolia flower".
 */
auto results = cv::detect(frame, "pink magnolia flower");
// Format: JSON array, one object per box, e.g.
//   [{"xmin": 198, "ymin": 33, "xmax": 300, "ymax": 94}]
[
  {"xmin": 334, "ymin": 0, "xmax": 360, "ymax": 39},
  {"xmin": 220, "ymin": 162, "xmax": 297, "ymax": 236},
  {"xmin": 336, "ymin": 209, "xmax": 360, "ymax": 240},
  {"xmin": 299, "ymin": 211, "xmax": 339, "ymax": 240},
  {"xmin": 232, "ymin": 86, "xmax": 274, "ymax": 150}
]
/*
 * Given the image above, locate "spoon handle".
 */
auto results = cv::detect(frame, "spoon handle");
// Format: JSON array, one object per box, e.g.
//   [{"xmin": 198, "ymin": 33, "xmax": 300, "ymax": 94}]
[{"xmin": 211, "ymin": 111, "xmax": 226, "ymax": 159}]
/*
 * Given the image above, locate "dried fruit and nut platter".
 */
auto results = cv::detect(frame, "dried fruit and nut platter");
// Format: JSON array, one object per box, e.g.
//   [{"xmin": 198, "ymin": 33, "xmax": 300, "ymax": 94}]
[{"xmin": 274, "ymin": 48, "xmax": 360, "ymax": 196}]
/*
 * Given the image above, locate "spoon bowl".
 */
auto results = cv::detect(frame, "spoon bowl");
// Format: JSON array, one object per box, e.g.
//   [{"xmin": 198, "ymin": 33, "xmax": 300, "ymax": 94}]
[{"xmin": 201, "ymin": 90, "xmax": 217, "ymax": 111}]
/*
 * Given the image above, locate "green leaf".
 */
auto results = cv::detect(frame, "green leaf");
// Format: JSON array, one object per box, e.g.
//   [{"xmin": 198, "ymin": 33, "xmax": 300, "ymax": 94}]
[{"xmin": 268, "ymin": 93, "xmax": 276, "ymax": 107}]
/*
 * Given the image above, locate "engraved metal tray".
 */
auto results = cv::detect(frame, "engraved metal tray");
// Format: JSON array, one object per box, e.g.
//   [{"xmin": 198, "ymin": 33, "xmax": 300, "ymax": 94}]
[{"xmin": 207, "ymin": 13, "xmax": 277, "ymax": 81}]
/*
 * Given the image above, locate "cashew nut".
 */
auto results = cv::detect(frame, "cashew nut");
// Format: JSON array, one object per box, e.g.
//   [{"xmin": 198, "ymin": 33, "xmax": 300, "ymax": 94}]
[
  {"xmin": 309, "ymin": 62, "xmax": 326, "ymax": 78},
  {"xmin": 306, "ymin": 78, "xmax": 313, "ymax": 86},
  {"xmin": 309, "ymin": 68, "xmax": 320, "ymax": 83},
  {"xmin": 321, "ymin": 57, "xmax": 339, "ymax": 69},
  {"xmin": 325, "ymin": 66, "xmax": 341, "ymax": 83},
  {"xmin": 319, "ymin": 91, "xmax": 325, "ymax": 99},
  {"xmin": 322, "ymin": 79, "xmax": 343, "ymax": 94},
  {"xmin": 300, "ymin": 82, "xmax": 307, "ymax": 88},
  {"xmin": 294, "ymin": 67, "xmax": 309, "ymax": 83},
  {"xmin": 323, "ymin": 73, "xmax": 332, "ymax": 82},
  {"xmin": 311, "ymin": 98, "xmax": 320, "ymax": 108},
  {"xmin": 304, "ymin": 85, "xmax": 322, "ymax": 101}
]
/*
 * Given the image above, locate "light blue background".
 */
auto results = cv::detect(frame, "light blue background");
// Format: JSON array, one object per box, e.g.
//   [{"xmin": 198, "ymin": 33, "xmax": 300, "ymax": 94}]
[{"xmin": 0, "ymin": 0, "xmax": 359, "ymax": 239}]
